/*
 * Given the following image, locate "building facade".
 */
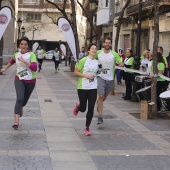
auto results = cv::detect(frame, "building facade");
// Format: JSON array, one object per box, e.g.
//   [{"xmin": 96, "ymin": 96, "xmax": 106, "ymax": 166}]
[
  {"xmin": 96, "ymin": 0, "xmax": 114, "ymax": 43},
  {"xmin": 18, "ymin": 0, "xmax": 86, "ymax": 52},
  {"xmin": 82, "ymin": 0, "xmax": 102, "ymax": 48},
  {"xmin": 112, "ymin": 0, "xmax": 170, "ymax": 56}
]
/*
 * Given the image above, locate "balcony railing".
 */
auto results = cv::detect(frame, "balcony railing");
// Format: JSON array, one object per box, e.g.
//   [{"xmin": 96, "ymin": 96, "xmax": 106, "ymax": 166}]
[
  {"xmin": 127, "ymin": 0, "xmax": 170, "ymax": 15},
  {"xmin": 23, "ymin": 0, "xmax": 39, "ymax": 4}
]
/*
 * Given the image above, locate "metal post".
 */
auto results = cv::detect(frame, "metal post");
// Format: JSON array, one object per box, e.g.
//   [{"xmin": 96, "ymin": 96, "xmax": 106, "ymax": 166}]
[
  {"xmin": 0, "ymin": 0, "xmax": 3, "ymax": 74},
  {"xmin": 131, "ymin": 0, "xmax": 142, "ymax": 102},
  {"xmin": 17, "ymin": 26, "xmax": 20, "ymax": 47},
  {"xmin": 90, "ymin": 12, "xmax": 93, "ymax": 43},
  {"xmin": 134, "ymin": 0, "xmax": 142, "ymax": 70}
]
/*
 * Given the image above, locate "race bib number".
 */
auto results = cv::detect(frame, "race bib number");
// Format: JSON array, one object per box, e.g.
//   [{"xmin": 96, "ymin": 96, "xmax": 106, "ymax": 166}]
[
  {"xmin": 17, "ymin": 69, "xmax": 30, "ymax": 80},
  {"xmin": 88, "ymin": 78, "xmax": 94, "ymax": 84},
  {"xmin": 101, "ymin": 68, "xmax": 110, "ymax": 75}
]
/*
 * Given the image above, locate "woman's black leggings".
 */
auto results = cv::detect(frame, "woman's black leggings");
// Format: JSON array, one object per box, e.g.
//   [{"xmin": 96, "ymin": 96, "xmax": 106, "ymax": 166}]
[
  {"xmin": 15, "ymin": 79, "xmax": 35, "ymax": 115},
  {"xmin": 157, "ymin": 81, "xmax": 165, "ymax": 111},
  {"xmin": 77, "ymin": 89, "xmax": 97, "ymax": 127},
  {"xmin": 124, "ymin": 72, "xmax": 134, "ymax": 99},
  {"xmin": 54, "ymin": 60, "xmax": 59, "ymax": 69},
  {"xmin": 37, "ymin": 59, "xmax": 43, "ymax": 70}
]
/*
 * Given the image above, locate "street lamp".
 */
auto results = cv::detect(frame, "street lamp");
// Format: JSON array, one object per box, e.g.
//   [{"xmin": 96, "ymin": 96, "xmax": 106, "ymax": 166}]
[
  {"xmin": 21, "ymin": 26, "xmax": 26, "ymax": 37},
  {"xmin": 17, "ymin": 18, "xmax": 22, "ymax": 47},
  {"xmin": 70, "ymin": 13, "xmax": 73, "ymax": 26},
  {"xmin": 134, "ymin": 0, "xmax": 142, "ymax": 70},
  {"xmin": 89, "ymin": 0, "xmax": 97, "ymax": 43},
  {"xmin": 131, "ymin": 0, "xmax": 143, "ymax": 102}
]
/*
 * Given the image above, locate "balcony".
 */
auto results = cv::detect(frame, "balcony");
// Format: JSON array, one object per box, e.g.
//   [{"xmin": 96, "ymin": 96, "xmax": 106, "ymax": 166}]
[
  {"xmin": 96, "ymin": 8, "xmax": 110, "ymax": 26},
  {"xmin": 127, "ymin": 0, "xmax": 170, "ymax": 16}
]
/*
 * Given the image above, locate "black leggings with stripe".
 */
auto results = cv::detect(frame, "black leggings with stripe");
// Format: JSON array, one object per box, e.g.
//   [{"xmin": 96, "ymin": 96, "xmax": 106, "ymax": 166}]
[{"xmin": 14, "ymin": 79, "xmax": 35, "ymax": 115}]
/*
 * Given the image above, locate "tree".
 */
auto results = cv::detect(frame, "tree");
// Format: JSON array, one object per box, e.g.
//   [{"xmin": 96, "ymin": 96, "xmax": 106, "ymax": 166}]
[
  {"xmin": 77, "ymin": 0, "xmax": 96, "ymax": 37},
  {"xmin": 151, "ymin": 0, "xmax": 160, "ymax": 115},
  {"xmin": 114, "ymin": 0, "xmax": 131, "ymax": 52},
  {"xmin": 45, "ymin": 0, "xmax": 80, "ymax": 59},
  {"xmin": 110, "ymin": 0, "xmax": 131, "ymax": 95}
]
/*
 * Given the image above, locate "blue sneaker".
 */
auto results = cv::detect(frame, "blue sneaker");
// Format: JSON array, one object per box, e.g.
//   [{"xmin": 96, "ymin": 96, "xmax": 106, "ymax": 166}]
[{"xmin": 97, "ymin": 116, "xmax": 103, "ymax": 124}]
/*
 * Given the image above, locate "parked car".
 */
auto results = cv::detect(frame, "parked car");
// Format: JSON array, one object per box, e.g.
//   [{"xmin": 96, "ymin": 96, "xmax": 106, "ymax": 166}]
[{"xmin": 45, "ymin": 50, "xmax": 54, "ymax": 60}]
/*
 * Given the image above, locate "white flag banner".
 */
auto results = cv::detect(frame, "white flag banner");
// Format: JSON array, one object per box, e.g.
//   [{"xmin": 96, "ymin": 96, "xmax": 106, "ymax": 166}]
[
  {"xmin": 60, "ymin": 44, "xmax": 66, "ymax": 56},
  {"xmin": 57, "ymin": 17, "xmax": 77, "ymax": 62},
  {"xmin": 0, "ymin": 7, "xmax": 12, "ymax": 39},
  {"xmin": 32, "ymin": 42, "xmax": 39, "ymax": 53}
]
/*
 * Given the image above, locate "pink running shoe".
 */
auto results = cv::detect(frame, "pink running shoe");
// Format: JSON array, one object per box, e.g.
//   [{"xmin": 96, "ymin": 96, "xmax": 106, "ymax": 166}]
[
  {"xmin": 84, "ymin": 128, "xmax": 92, "ymax": 136},
  {"xmin": 12, "ymin": 122, "xmax": 19, "ymax": 130},
  {"xmin": 73, "ymin": 102, "xmax": 80, "ymax": 116}
]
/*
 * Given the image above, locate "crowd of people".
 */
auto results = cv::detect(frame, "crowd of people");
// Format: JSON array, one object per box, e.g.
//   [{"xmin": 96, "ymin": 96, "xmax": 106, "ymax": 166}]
[
  {"xmin": 115, "ymin": 46, "xmax": 170, "ymax": 111},
  {"xmin": 73, "ymin": 38, "xmax": 170, "ymax": 136}
]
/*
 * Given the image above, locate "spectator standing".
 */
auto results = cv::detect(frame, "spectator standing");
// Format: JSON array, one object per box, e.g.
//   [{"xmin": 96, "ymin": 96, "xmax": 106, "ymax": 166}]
[
  {"xmin": 123, "ymin": 49, "xmax": 134, "ymax": 100},
  {"xmin": 140, "ymin": 50, "xmax": 150, "ymax": 71},
  {"xmin": 68, "ymin": 50, "xmax": 72, "ymax": 66},
  {"xmin": 79, "ymin": 47, "xmax": 87, "ymax": 60},
  {"xmin": 166, "ymin": 52, "xmax": 170, "ymax": 78},
  {"xmin": 116, "ymin": 49, "xmax": 125, "ymax": 84},
  {"xmin": 157, "ymin": 46, "xmax": 169, "ymax": 90},
  {"xmin": 149, "ymin": 52, "xmax": 166, "ymax": 111}
]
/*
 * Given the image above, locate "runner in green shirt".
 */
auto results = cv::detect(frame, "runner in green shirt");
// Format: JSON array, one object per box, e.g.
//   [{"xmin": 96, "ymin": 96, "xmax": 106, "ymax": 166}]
[{"xmin": 73, "ymin": 43, "xmax": 98, "ymax": 136}]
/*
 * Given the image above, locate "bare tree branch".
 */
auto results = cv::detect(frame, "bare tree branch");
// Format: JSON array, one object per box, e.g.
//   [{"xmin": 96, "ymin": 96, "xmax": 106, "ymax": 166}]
[
  {"xmin": 77, "ymin": 0, "xmax": 96, "ymax": 34},
  {"xmin": 151, "ymin": 0, "xmax": 160, "ymax": 114},
  {"xmin": 114, "ymin": 0, "xmax": 131, "ymax": 52},
  {"xmin": 45, "ymin": 0, "xmax": 68, "ymax": 20},
  {"xmin": 9, "ymin": 0, "xmax": 15, "ymax": 11}
]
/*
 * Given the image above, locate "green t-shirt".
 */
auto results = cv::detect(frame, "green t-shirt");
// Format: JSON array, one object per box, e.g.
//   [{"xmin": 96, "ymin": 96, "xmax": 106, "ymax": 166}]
[
  {"xmin": 157, "ymin": 62, "xmax": 165, "ymax": 82},
  {"xmin": 124, "ymin": 57, "xmax": 134, "ymax": 73},
  {"xmin": 140, "ymin": 55, "xmax": 144, "ymax": 63},
  {"xmin": 163, "ymin": 55, "xmax": 168, "ymax": 65},
  {"xmin": 14, "ymin": 52, "xmax": 37, "ymax": 80},
  {"xmin": 76, "ymin": 57, "xmax": 98, "ymax": 89}
]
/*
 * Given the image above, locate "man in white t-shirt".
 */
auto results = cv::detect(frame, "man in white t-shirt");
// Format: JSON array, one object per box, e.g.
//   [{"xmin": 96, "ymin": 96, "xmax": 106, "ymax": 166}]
[
  {"xmin": 78, "ymin": 47, "xmax": 87, "ymax": 60},
  {"xmin": 36, "ymin": 46, "xmax": 45, "ymax": 72},
  {"xmin": 52, "ymin": 48, "xmax": 60, "ymax": 72},
  {"xmin": 95, "ymin": 37, "xmax": 123, "ymax": 124}
]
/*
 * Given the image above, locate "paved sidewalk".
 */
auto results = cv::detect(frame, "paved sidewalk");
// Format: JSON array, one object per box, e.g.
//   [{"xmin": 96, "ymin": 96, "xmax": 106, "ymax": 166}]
[{"xmin": 1, "ymin": 61, "xmax": 170, "ymax": 170}]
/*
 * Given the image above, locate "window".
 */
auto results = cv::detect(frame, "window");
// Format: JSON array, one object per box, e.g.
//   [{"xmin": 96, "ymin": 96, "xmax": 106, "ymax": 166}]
[
  {"xmin": 44, "ymin": 0, "xmax": 70, "ymax": 3},
  {"xmin": 27, "ymin": 13, "xmax": 41, "ymax": 22},
  {"xmin": 104, "ymin": 33, "xmax": 109, "ymax": 38},
  {"xmin": 23, "ymin": 0, "xmax": 39, "ymax": 4},
  {"xmin": 105, "ymin": 0, "xmax": 109, "ymax": 7}
]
